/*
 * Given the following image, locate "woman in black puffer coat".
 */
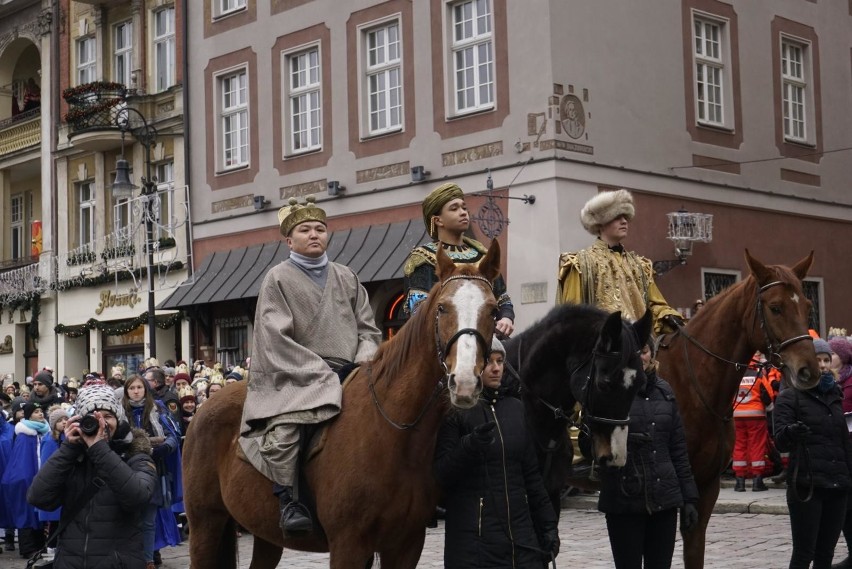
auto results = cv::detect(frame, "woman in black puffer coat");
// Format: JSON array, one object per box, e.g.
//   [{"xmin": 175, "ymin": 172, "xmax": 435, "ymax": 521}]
[
  {"xmin": 598, "ymin": 340, "xmax": 699, "ymax": 569},
  {"xmin": 27, "ymin": 382, "xmax": 156, "ymax": 569},
  {"xmin": 435, "ymin": 338, "xmax": 558, "ymax": 569},
  {"xmin": 775, "ymin": 369, "xmax": 852, "ymax": 569}
]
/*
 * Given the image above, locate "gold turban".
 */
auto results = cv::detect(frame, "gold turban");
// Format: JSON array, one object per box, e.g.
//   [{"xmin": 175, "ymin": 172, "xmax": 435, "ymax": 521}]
[
  {"xmin": 422, "ymin": 183, "xmax": 465, "ymax": 237},
  {"xmin": 278, "ymin": 195, "xmax": 327, "ymax": 237}
]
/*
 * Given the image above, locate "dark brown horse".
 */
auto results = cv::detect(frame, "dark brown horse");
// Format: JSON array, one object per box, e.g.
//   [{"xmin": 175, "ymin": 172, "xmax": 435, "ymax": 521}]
[
  {"xmin": 657, "ymin": 250, "xmax": 818, "ymax": 569},
  {"xmin": 182, "ymin": 244, "xmax": 501, "ymax": 568}
]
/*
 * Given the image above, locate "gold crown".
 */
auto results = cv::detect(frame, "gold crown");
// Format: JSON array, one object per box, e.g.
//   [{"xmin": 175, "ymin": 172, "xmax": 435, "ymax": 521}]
[
  {"xmin": 278, "ymin": 195, "xmax": 327, "ymax": 237},
  {"xmin": 209, "ymin": 373, "xmax": 226, "ymax": 387},
  {"xmin": 66, "ymin": 378, "xmax": 79, "ymax": 390},
  {"xmin": 176, "ymin": 362, "xmax": 189, "ymax": 375},
  {"xmin": 177, "ymin": 385, "xmax": 196, "ymax": 401}
]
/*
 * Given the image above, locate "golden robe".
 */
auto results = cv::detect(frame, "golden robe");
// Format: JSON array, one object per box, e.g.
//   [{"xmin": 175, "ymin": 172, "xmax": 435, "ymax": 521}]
[{"xmin": 556, "ymin": 239, "xmax": 680, "ymax": 335}]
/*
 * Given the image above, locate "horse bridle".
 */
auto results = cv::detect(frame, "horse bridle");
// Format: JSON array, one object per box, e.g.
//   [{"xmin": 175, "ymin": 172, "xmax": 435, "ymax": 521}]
[
  {"xmin": 756, "ymin": 280, "xmax": 813, "ymax": 367},
  {"xmin": 434, "ymin": 274, "xmax": 493, "ymax": 378},
  {"xmin": 536, "ymin": 349, "xmax": 632, "ymax": 429},
  {"xmin": 368, "ymin": 274, "xmax": 493, "ymax": 431}
]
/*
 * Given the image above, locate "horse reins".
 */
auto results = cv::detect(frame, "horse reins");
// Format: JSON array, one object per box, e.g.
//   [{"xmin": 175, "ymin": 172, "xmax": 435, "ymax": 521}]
[{"xmin": 368, "ymin": 274, "xmax": 493, "ymax": 431}]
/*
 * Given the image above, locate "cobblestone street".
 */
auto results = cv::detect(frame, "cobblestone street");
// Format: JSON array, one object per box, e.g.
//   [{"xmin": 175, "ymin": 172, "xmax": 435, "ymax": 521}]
[{"xmin": 4, "ymin": 507, "xmax": 838, "ymax": 569}]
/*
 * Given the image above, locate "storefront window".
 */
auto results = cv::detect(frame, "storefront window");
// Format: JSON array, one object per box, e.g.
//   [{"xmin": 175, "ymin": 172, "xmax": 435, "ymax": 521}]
[{"xmin": 103, "ymin": 325, "xmax": 145, "ymax": 377}]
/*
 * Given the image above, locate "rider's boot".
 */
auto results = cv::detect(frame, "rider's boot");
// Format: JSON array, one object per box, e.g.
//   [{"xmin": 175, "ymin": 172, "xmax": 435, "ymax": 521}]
[
  {"xmin": 752, "ymin": 476, "xmax": 768, "ymax": 492},
  {"xmin": 272, "ymin": 484, "xmax": 313, "ymax": 535},
  {"xmin": 734, "ymin": 477, "xmax": 746, "ymax": 492}
]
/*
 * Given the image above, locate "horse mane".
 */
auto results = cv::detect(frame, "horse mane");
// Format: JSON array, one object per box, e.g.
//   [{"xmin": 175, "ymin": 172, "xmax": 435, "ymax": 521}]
[{"xmin": 515, "ymin": 303, "xmax": 610, "ymax": 384}]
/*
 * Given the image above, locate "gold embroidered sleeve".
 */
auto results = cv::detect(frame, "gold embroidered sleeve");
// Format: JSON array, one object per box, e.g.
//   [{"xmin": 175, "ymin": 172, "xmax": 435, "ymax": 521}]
[
  {"xmin": 403, "ymin": 247, "xmax": 436, "ymax": 277},
  {"xmin": 556, "ymin": 252, "xmax": 581, "ymax": 305},
  {"xmin": 640, "ymin": 257, "xmax": 682, "ymax": 334}
]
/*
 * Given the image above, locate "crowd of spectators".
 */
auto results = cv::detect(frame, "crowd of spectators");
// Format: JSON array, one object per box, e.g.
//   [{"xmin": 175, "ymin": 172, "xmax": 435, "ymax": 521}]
[{"xmin": 0, "ymin": 357, "xmax": 248, "ymax": 568}]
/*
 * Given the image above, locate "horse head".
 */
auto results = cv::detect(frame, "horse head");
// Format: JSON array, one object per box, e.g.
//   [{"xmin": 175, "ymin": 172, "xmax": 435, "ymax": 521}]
[
  {"xmin": 433, "ymin": 240, "xmax": 501, "ymax": 409},
  {"xmin": 581, "ymin": 309, "xmax": 652, "ymax": 468},
  {"xmin": 745, "ymin": 249, "xmax": 819, "ymax": 390}
]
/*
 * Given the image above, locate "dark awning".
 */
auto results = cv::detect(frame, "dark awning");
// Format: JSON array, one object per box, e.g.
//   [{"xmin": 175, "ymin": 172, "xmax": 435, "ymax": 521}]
[{"xmin": 158, "ymin": 219, "xmax": 428, "ymax": 310}]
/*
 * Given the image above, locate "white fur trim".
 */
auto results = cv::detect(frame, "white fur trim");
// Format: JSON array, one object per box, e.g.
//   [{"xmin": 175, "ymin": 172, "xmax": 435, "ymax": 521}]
[
  {"xmin": 15, "ymin": 421, "xmax": 40, "ymax": 436},
  {"xmin": 580, "ymin": 189, "xmax": 635, "ymax": 235}
]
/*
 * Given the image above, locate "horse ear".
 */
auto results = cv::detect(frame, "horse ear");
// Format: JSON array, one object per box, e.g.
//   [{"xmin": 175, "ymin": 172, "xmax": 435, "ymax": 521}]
[
  {"xmin": 436, "ymin": 245, "xmax": 456, "ymax": 281},
  {"xmin": 744, "ymin": 249, "xmax": 774, "ymax": 285},
  {"xmin": 598, "ymin": 310, "xmax": 624, "ymax": 353},
  {"xmin": 478, "ymin": 240, "xmax": 502, "ymax": 283},
  {"xmin": 633, "ymin": 309, "xmax": 652, "ymax": 349},
  {"xmin": 790, "ymin": 251, "xmax": 814, "ymax": 281}
]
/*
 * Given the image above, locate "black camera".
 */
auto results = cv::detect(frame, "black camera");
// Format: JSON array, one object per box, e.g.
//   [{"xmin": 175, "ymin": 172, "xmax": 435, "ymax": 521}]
[{"xmin": 77, "ymin": 414, "xmax": 100, "ymax": 436}]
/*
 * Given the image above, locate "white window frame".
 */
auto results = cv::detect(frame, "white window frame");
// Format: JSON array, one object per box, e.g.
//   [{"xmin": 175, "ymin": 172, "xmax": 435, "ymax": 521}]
[
  {"xmin": 79, "ymin": 181, "xmax": 96, "ymax": 248},
  {"xmin": 449, "ymin": 0, "xmax": 495, "ymax": 115},
  {"xmin": 218, "ymin": 68, "xmax": 249, "ymax": 170},
  {"xmin": 781, "ymin": 36, "xmax": 811, "ymax": 144},
  {"xmin": 156, "ymin": 161, "xmax": 175, "ymax": 239},
  {"xmin": 362, "ymin": 19, "xmax": 403, "ymax": 137},
  {"xmin": 701, "ymin": 268, "xmax": 741, "ymax": 300},
  {"xmin": 10, "ymin": 193, "xmax": 25, "ymax": 260},
  {"xmin": 77, "ymin": 36, "xmax": 97, "ymax": 85},
  {"xmin": 802, "ymin": 276, "xmax": 824, "ymax": 336},
  {"xmin": 217, "ymin": 0, "xmax": 247, "ymax": 18},
  {"xmin": 113, "ymin": 21, "xmax": 133, "ymax": 86},
  {"xmin": 692, "ymin": 13, "xmax": 732, "ymax": 129},
  {"xmin": 285, "ymin": 45, "xmax": 322, "ymax": 155},
  {"xmin": 153, "ymin": 6, "xmax": 176, "ymax": 92}
]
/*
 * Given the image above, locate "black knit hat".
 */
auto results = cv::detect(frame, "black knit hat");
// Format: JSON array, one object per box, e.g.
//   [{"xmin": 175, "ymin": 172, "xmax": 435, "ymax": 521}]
[
  {"xmin": 33, "ymin": 370, "xmax": 53, "ymax": 389},
  {"xmin": 23, "ymin": 402, "xmax": 43, "ymax": 421}
]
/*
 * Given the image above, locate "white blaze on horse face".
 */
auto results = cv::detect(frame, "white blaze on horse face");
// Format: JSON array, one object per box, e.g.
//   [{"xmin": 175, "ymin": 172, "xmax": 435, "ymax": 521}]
[
  {"xmin": 791, "ymin": 293, "xmax": 799, "ymax": 304},
  {"xmin": 449, "ymin": 281, "xmax": 486, "ymax": 400},
  {"xmin": 622, "ymin": 368, "xmax": 636, "ymax": 390},
  {"xmin": 609, "ymin": 425, "xmax": 628, "ymax": 467}
]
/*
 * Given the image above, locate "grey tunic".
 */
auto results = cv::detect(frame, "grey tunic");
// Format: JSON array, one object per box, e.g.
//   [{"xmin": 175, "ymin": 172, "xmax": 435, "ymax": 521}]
[{"xmin": 240, "ymin": 259, "xmax": 381, "ymax": 437}]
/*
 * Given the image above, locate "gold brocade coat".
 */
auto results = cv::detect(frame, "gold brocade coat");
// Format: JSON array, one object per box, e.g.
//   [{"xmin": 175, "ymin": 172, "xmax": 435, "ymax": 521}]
[{"xmin": 556, "ymin": 239, "xmax": 681, "ymax": 335}]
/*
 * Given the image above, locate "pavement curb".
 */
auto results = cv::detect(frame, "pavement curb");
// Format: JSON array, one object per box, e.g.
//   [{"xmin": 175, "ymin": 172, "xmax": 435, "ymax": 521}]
[{"xmin": 562, "ymin": 489, "xmax": 790, "ymax": 515}]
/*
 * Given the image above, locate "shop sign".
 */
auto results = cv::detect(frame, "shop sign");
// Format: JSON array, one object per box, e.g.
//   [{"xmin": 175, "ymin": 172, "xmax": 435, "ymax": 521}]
[{"xmin": 95, "ymin": 288, "xmax": 141, "ymax": 315}]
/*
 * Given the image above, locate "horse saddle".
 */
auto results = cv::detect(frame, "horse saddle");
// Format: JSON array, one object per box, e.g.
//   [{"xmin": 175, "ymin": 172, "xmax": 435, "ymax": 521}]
[{"xmin": 236, "ymin": 364, "xmax": 361, "ymax": 476}]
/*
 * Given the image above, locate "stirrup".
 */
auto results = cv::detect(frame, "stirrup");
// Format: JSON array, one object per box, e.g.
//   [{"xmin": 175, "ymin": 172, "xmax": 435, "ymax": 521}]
[{"xmin": 280, "ymin": 501, "xmax": 313, "ymax": 535}]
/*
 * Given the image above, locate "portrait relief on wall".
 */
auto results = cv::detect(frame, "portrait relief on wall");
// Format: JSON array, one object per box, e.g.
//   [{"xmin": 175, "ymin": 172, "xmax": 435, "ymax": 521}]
[{"xmin": 559, "ymin": 94, "xmax": 585, "ymax": 139}]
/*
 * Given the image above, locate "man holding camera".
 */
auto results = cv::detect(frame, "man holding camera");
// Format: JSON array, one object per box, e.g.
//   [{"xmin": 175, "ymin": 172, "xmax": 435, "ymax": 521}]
[{"xmin": 28, "ymin": 381, "xmax": 156, "ymax": 568}]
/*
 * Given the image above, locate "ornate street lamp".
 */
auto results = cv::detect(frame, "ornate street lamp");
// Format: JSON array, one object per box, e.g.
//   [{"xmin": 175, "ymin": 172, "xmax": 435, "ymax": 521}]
[
  {"xmin": 111, "ymin": 107, "xmax": 159, "ymax": 357},
  {"xmin": 653, "ymin": 208, "xmax": 714, "ymax": 276}
]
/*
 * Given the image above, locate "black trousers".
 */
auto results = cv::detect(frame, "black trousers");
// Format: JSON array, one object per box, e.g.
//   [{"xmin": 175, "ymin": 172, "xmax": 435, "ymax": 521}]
[
  {"xmin": 605, "ymin": 508, "xmax": 678, "ymax": 569},
  {"xmin": 787, "ymin": 486, "xmax": 848, "ymax": 569}
]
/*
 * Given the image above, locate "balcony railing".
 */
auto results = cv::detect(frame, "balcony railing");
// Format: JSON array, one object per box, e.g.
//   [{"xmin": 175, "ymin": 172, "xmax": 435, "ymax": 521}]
[
  {"xmin": 0, "ymin": 109, "xmax": 40, "ymax": 155},
  {"xmin": 63, "ymin": 81, "xmax": 127, "ymax": 135}
]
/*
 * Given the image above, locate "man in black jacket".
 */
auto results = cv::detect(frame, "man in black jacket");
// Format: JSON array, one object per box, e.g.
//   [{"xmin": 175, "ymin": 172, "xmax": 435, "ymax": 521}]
[{"xmin": 28, "ymin": 381, "xmax": 156, "ymax": 569}]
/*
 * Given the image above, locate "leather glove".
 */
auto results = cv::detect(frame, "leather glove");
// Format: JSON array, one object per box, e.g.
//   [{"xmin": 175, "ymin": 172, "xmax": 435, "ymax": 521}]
[
  {"xmin": 462, "ymin": 422, "xmax": 495, "ymax": 454},
  {"xmin": 758, "ymin": 383, "xmax": 772, "ymax": 407},
  {"xmin": 680, "ymin": 503, "xmax": 699, "ymax": 533},
  {"xmin": 541, "ymin": 528, "xmax": 560, "ymax": 561},
  {"xmin": 787, "ymin": 421, "xmax": 811, "ymax": 441},
  {"xmin": 664, "ymin": 314, "xmax": 685, "ymax": 330}
]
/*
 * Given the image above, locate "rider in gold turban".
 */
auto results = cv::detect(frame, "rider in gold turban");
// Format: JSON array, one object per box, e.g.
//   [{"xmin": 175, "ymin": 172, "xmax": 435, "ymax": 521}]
[{"xmin": 403, "ymin": 182, "xmax": 514, "ymax": 337}]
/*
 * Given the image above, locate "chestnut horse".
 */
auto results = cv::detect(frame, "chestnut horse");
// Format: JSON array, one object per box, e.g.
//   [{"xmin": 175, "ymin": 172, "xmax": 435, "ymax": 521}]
[
  {"xmin": 182, "ymin": 244, "xmax": 501, "ymax": 569},
  {"xmin": 657, "ymin": 250, "xmax": 818, "ymax": 569}
]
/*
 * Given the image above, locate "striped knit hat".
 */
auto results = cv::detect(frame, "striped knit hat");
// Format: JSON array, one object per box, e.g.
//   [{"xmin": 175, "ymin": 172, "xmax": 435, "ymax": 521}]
[{"xmin": 76, "ymin": 380, "xmax": 126, "ymax": 423}]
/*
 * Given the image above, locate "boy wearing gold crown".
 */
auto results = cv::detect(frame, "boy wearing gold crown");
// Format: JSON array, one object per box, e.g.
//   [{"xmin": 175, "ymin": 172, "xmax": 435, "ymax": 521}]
[
  {"xmin": 556, "ymin": 189, "xmax": 681, "ymax": 335},
  {"xmin": 240, "ymin": 196, "xmax": 381, "ymax": 536},
  {"xmin": 403, "ymin": 182, "xmax": 515, "ymax": 337}
]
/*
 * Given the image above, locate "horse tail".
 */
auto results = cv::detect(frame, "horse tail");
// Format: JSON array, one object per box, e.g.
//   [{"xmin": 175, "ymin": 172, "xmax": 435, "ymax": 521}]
[{"xmin": 215, "ymin": 517, "xmax": 239, "ymax": 569}]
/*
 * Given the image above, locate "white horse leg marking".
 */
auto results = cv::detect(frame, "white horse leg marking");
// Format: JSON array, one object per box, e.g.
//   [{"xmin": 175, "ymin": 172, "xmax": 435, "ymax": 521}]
[
  {"xmin": 449, "ymin": 281, "xmax": 486, "ymax": 399},
  {"xmin": 610, "ymin": 425, "xmax": 628, "ymax": 467},
  {"xmin": 622, "ymin": 368, "xmax": 636, "ymax": 390}
]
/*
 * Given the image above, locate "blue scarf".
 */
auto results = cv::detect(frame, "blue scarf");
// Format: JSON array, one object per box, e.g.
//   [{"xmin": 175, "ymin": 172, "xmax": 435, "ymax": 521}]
[
  {"xmin": 23, "ymin": 419, "xmax": 49, "ymax": 435},
  {"xmin": 817, "ymin": 371, "xmax": 837, "ymax": 394}
]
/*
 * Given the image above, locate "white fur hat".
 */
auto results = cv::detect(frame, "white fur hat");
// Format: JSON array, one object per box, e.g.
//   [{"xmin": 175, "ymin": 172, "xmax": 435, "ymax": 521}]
[{"xmin": 580, "ymin": 189, "xmax": 635, "ymax": 235}]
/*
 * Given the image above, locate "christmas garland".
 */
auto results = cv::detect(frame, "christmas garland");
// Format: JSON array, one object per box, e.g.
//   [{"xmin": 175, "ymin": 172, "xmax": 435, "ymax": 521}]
[
  {"xmin": 53, "ymin": 261, "xmax": 184, "ymax": 291},
  {"xmin": 62, "ymin": 81, "xmax": 126, "ymax": 104},
  {"xmin": 55, "ymin": 311, "xmax": 183, "ymax": 338}
]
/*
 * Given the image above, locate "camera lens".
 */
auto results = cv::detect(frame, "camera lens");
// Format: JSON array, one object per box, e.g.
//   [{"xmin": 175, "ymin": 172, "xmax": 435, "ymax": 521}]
[{"xmin": 79, "ymin": 414, "xmax": 99, "ymax": 436}]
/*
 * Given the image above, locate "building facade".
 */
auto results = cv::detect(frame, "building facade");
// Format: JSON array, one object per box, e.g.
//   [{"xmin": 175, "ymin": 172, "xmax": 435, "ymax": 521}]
[
  {"xmin": 177, "ymin": 0, "xmax": 852, "ymax": 362},
  {"xmin": 0, "ymin": 0, "xmax": 191, "ymax": 384}
]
